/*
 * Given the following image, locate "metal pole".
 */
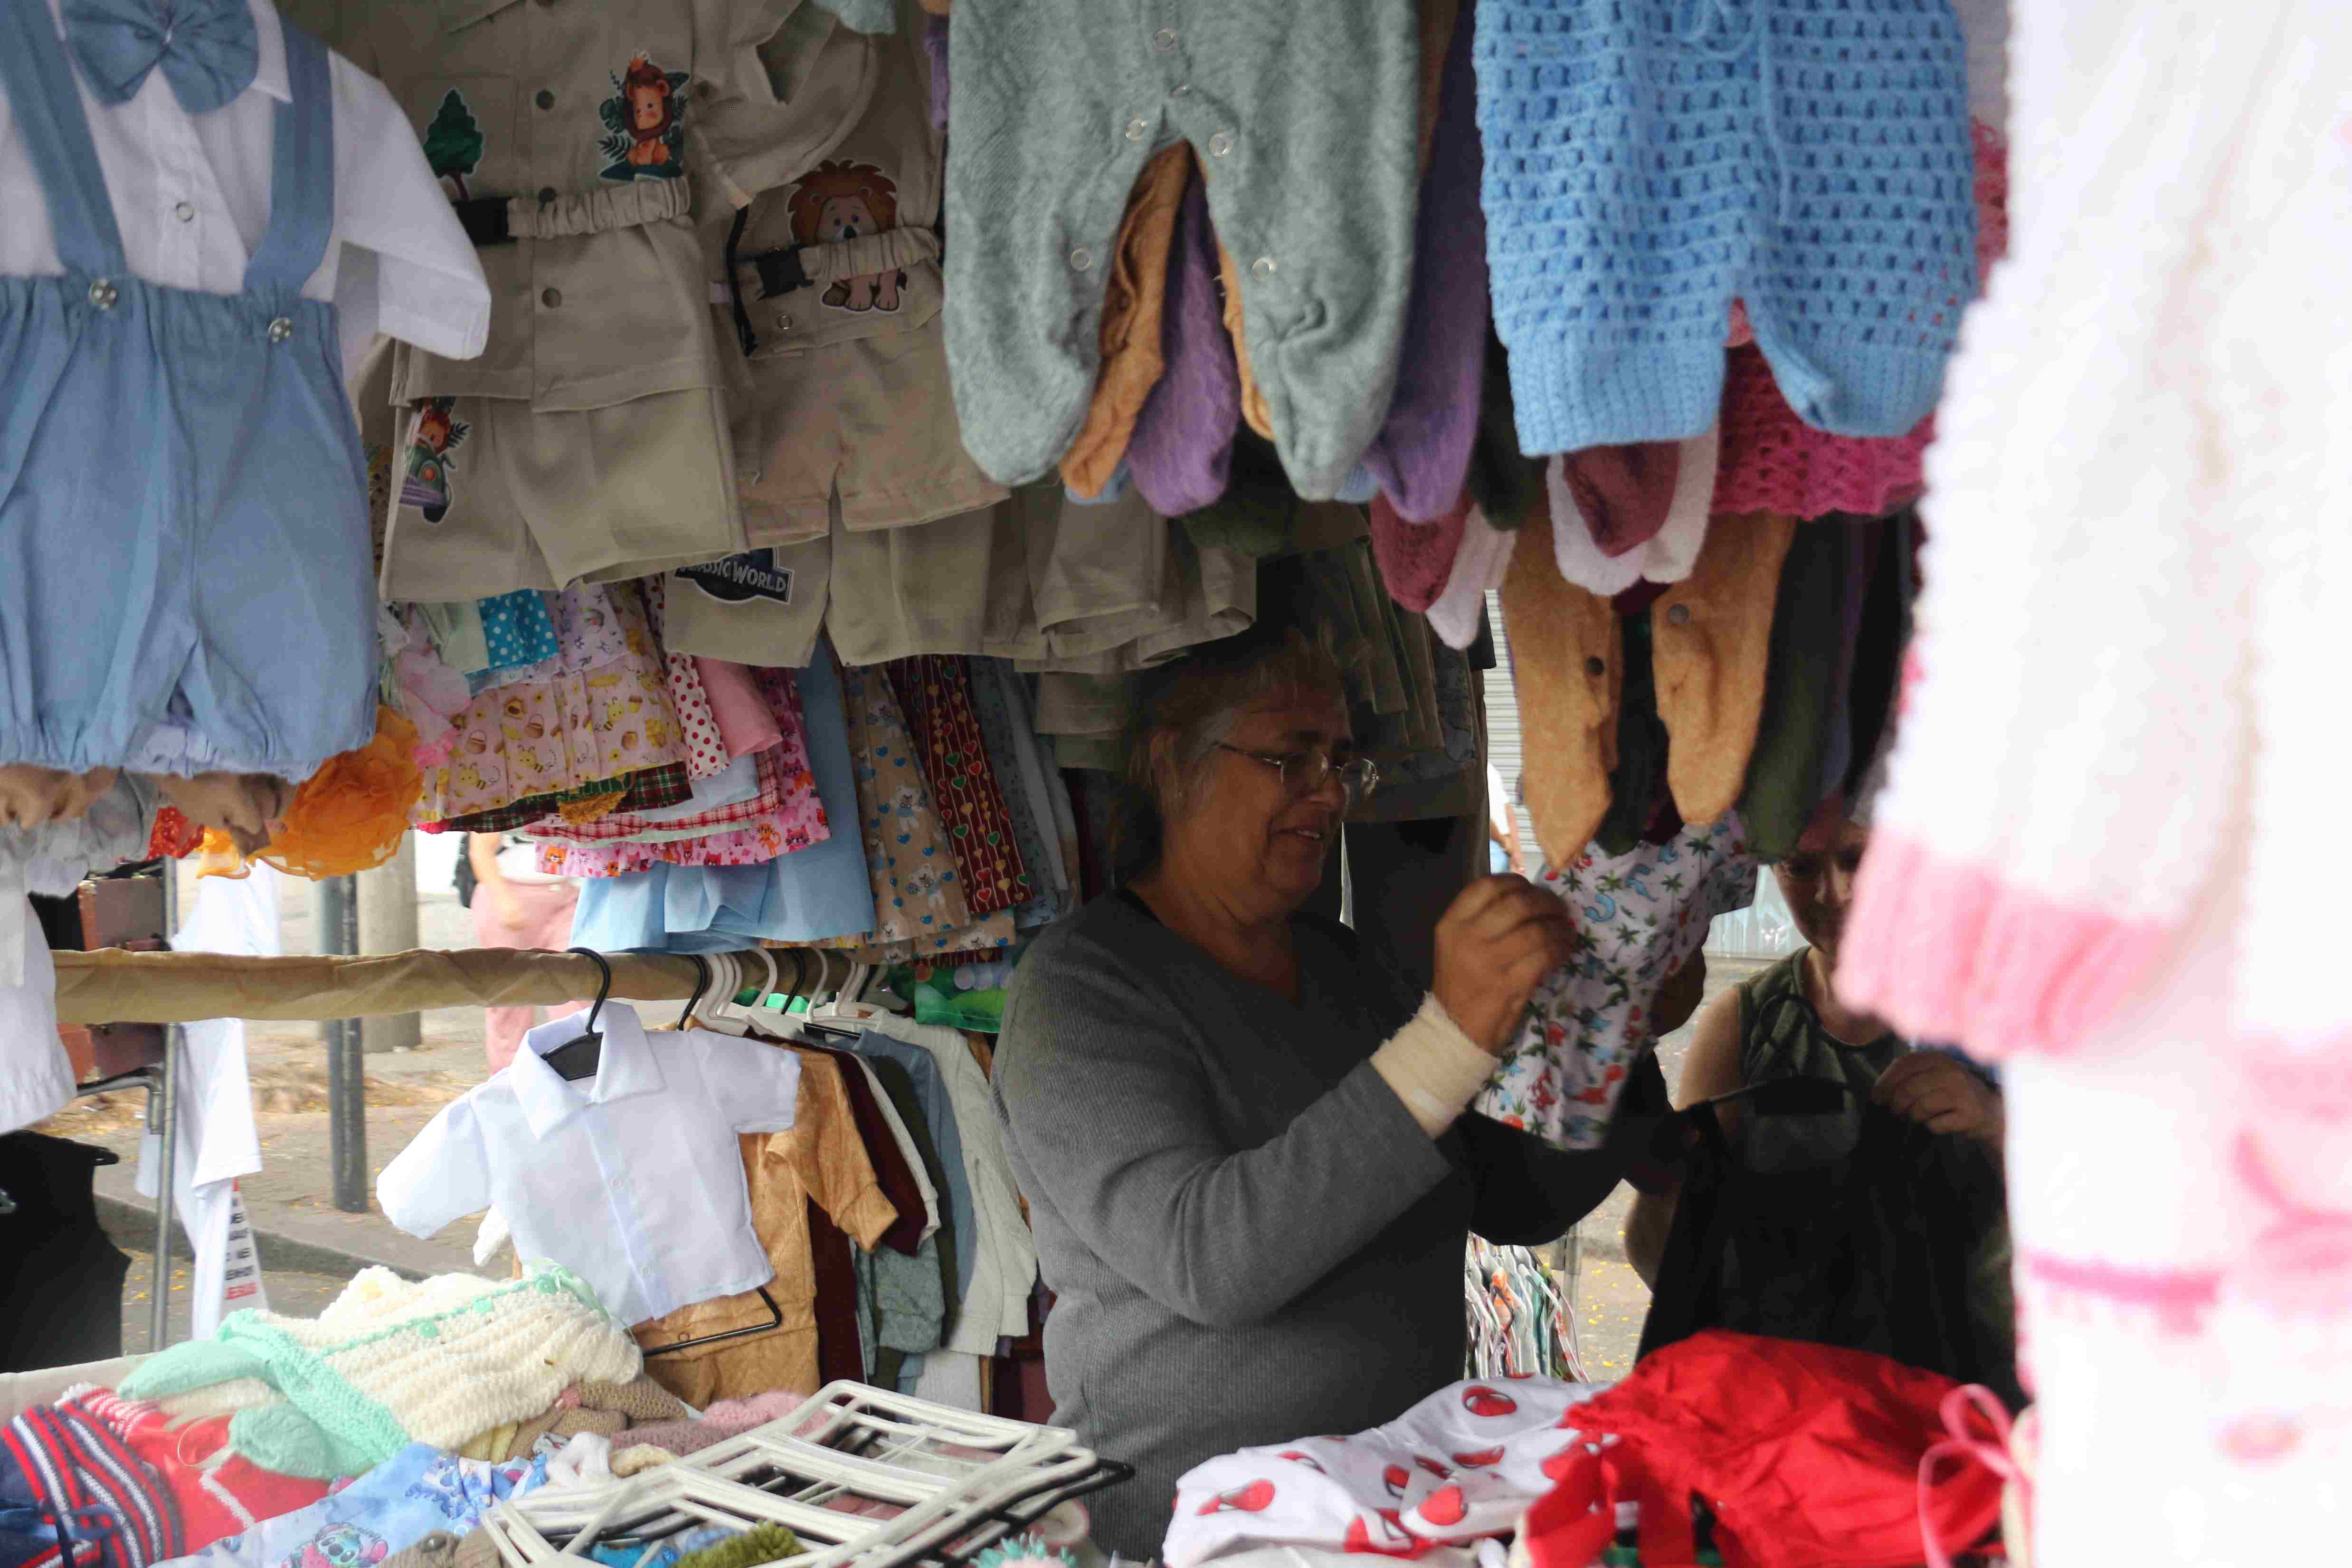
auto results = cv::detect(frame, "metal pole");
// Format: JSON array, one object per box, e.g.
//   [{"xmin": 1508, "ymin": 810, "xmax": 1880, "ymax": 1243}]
[
  {"xmin": 150, "ymin": 860, "xmax": 182, "ymax": 1352},
  {"xmin": 147, "ymin": 1035, "xmax": 177, "ymax": 1352},
  {"xmin": 319, "ymin": 874, "xmax": 367, "ymax": 1213}
]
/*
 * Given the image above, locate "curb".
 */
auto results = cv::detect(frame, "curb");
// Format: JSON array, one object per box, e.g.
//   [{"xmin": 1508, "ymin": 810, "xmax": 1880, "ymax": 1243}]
[{"xmin": 94, "ymin": 1191, "xmax": 429, "ymax": 1283}]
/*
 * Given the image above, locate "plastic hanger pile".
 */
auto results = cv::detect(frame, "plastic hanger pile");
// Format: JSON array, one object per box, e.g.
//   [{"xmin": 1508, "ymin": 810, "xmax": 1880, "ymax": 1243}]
[{"xmin": 474, "ymin": 1382, "xmax": 1127, "ymax": 1568}]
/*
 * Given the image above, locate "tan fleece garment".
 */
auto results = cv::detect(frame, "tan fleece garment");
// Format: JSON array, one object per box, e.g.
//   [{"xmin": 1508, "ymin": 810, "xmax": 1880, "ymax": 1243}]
[
  {"xmin": 1650, "ymin": 511, "xmax": 1799, "ymax": 827},
  {"xmin": 1499, "ymin": 495, "xmax": 1622, "ymax": 869},
  {"xmin": 1062, "ymin": 142, "xmax": 1194, "ymax": 498}
]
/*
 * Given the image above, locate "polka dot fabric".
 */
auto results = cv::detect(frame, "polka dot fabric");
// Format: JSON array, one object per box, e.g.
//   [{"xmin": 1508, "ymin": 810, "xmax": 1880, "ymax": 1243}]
[
  {"xmin": 477, "ymin": 589, "xmax": 558, "ymax": 674},
  {"xmin": 1476, "ymin": 0, "xmax": 1979, "ymax": 454},
  {"xmin": 643, "ymin": 578, "xmax": 729, "ymax": 780}
]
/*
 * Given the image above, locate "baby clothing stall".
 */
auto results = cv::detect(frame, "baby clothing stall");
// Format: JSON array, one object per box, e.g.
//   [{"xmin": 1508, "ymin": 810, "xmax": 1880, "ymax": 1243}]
[{"xmin": 1, "ymin": 0, "xmax": 2332, "ymax": 1562}]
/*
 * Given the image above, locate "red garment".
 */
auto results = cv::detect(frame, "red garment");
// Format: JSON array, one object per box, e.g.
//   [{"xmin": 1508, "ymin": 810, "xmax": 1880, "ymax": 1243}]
[
  {"xmin": 147, "ymin": 807, "xmax": 205, "ymax": 860},
  {"xmin": 796, "ymin": 1039, "xmax": 926, "ymax": 1257},
  {"xmin": 1558, "ymin": 444, "xmax": 1680, "ymax": 558},
  {"xmin": 1368, "ymin": 490, "xmax": 1470, "ymax": 613},
  {"xmin": 883, "ymin": 657, "xmax": 1030, "ymax": 916},
  {"xmin": 1518, "ymin": 1333, "xmax": 2004, "ymax": 1568},
  {"xmin": 66, "ymin": 1393, "xmax": 329, "ymax": 1553}
]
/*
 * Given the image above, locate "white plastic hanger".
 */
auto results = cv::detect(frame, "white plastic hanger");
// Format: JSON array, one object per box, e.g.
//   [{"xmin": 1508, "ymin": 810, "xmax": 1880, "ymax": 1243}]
[{"xmin": 480, "ymin": 1383, "xmax": 1106, "ymax": 1568}]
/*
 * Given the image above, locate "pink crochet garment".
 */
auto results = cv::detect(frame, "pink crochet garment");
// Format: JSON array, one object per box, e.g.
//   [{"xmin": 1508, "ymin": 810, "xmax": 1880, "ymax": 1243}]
[{"xmin": 1714, "ymin": 121, "xmax": 2010, "ymax": 520}]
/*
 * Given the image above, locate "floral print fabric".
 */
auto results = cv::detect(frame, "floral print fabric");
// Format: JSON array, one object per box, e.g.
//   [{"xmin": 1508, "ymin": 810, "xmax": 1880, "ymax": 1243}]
[
  {"xmin": 1477, "ymin": 812, "xmax": 1757, "ymax": 1150},
  {"xmin": 884, "ymin": 656, "xmax": 1029, "ymax": 916},
  {"xmin": 837, "ymin": 659, "xmax": 973, "ymax": 946}
]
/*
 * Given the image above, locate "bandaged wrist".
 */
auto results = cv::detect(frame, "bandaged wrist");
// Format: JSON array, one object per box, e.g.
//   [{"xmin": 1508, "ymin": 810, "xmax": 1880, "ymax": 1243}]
[{"xmin": 1371, "ymin": 994, "xmax": 1497, "ymax": 1138}]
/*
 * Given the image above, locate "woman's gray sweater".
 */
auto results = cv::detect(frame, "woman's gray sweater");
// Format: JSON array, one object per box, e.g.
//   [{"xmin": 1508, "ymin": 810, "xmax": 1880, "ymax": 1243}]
[{"xmin": 994, "ymin": 891, "xmax": 1629, "ymax": 1558}]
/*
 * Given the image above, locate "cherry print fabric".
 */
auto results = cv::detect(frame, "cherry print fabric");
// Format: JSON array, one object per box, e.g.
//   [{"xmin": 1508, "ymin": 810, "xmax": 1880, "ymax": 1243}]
[
  {"xmin": 1166, "ymin": 1377, "xmax": 1603, "ymax": 1567},
  {"xmin": 882, "ymin": 656, "xmax": 1029, "ymax": 917}
]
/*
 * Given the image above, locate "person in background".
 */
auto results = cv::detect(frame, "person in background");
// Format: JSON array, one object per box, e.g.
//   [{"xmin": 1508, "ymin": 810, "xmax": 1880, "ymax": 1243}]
[
  {"xmin": 1623, "ymin": 801, "xmax": 2006, "ymax": 1283},
  {"xmin": 995, "ymin": 627, "xmax": 1663, "ymax": 1559},
  {"xmin": 465, "ymin": 831, "xmax": 585, "ymax": 1073},
  {"xmin": 1486, "ymin": 760, "xmax": 1526, "ymax": 876}
]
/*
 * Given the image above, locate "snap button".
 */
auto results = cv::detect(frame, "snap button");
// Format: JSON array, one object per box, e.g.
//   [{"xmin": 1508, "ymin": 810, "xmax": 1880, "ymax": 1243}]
[
  {"xmin": 535, "ymin": 89, "xmax": 556, "ymax": 110},
  {"xmin": 1584, "ymin": 656, "xmax": 1606, "ymax": 678},
  {"xmin": 87, "ymin": 279, "xmax": 117, "ymax": 310},
  {"xmin": 1069, "ymin": 247, "xmax": 1094, "ymax": 272},
  {"xmin": 418, "ymin": 1536, "xmax": 455, "ymax": 1556},
  {"xmin": 541, "ymin": 287, "xmax": 563, "ymax": 308},
  {"xmin": 1665, "ymin": 603, "xmax": 1691, "ymax": 626},
  {"xmin": 173, "ymin": 201, "xmax": 195, "ymax": 223},
  {"xmin": 1152, "ymin": 27, "xmax": 1177, "ymax": 52},
  {"xmin": 1170, "ymin": 83, "xmax": 1191, "ymax": 97},
  {"xmin": 266, "ymin": 316, "xmax": 293, "ymax": 343},
  {"xmin": 537, "ymin": 187, "xmax": 557, "ymax": 204},
  {"xmin": 1251, "ymin": 255, "xmax": 1276, "ymax": 280},
  {"xmin": 1208, "ymin": 131, "xmax": 1233, "ymax": 158},
  {"xmin": 1125, "ymin": 116, "xmax": 1147, "ymax": 142},
  {"xmin": 774, "ymin": 312, "xmax": 792, "ymax": 330}
]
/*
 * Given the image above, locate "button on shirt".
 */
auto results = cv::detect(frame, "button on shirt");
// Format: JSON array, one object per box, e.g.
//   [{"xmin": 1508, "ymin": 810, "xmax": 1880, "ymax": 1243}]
[
  {"xmin": 378, "ymin": 1004, "xmax": 800, "ymax": 1323},
  {"xmin": 0, "ymin": 0, "xmax": 491, "ymax": 382}
]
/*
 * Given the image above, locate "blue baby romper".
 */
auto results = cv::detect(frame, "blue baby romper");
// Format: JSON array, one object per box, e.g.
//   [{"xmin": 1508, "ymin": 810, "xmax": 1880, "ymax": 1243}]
[
  {"xmin": 1476, "ymin": 0, "xmax": 1978, "ymax": 455},
  {"xmin": 0, "ymin": 6, "xmax": 375, "ymax": 780}
]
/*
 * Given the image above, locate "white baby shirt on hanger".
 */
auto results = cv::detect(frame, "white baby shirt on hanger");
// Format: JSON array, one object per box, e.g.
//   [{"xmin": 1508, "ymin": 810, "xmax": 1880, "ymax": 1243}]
[{"xmin": 379, "ymin": 1004, "xmax": 799, "ymax": 1324}]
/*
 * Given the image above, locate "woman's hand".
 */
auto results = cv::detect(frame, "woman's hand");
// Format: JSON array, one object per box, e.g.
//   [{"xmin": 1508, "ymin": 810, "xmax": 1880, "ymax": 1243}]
[
  {"xmin": 1432, "ymin": 875, "xmax": 1577, "ymax": 1055},
  {"xmin": 1873, "ymin": 1052, "xmax": 2004, "ymax": 1148}
]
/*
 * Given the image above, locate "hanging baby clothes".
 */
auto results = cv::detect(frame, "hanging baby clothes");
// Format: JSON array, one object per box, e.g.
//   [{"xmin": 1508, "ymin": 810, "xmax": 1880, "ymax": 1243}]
[
  {"xmin": 697, "ymin": 0, "xmax": 1006, "ymax": 548},
  {"xmin": 833, "ymin": 659, "xmax": 975, "ymax": 947},
  {"xmin": 567, "ymin": 642, "xmax": 876, "ymax": 951},
  {"xmin": 1480, "ymin": 813, "xmax": 1756, "ymax": 1150},
  {"xmin": 633, "ymin": 1044, "xmax": 901, "ymax": 1404},
  {"xmin": 1124, "ymin": 167, "xmax": 1241, "ymax": 519},
  {"xmin": 943, "ymin": 0, "xmax": 1420, "ymax": 500},
  {"xmin": 380, "ymin": 1007, "xmax": 801, "ymax": 1324},
  {"xmin": 0, "ymin": 2, "xmax": 484, "ymax": 789},
  {"xmin": 412, "ymin": 582, "xmax": 686, "ymax": 827},
  {"xmin": 886, "ymin": 657, "xmax": 1029, "ymax": 918},
  {"xmin": 340, "ymin": 2, "xmax": 789, "ymax": 599},
  {"xmin": 1833, "ymin": 9, "xmax": 2352, "ymax": 1560},
  {"xmin": 1474, "ymin": 0, "xmax": 1977, "ymax": 454},
  {"xmin": 1358, "ymin": 0, "xmax": 1487, "ymax": 523}
]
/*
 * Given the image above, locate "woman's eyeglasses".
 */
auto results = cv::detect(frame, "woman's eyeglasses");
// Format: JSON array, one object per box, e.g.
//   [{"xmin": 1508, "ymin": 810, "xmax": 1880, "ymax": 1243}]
[{"xmin": 1215, "ymin": 742, "xmax": 1380, "ymax": 805}]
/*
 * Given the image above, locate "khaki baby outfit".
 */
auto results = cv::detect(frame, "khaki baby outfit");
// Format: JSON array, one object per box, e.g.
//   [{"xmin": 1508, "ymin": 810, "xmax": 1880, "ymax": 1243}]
[
  {"xmin": 325, "ymin": 0, "xmax": 797, "ymax": 599},
  {"xmin": 698, "ymin": 0, "xmax": 1005, "ymax": 547}
]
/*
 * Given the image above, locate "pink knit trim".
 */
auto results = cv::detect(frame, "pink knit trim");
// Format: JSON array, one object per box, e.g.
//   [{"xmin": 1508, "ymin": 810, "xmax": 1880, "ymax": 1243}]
[
  {"xmin": 1709, "ymin": 122, "xmax": 2007, "ymax": 523},
  {"xmin": 1835, "ymin": 831, "xmax": 2174, "ymax": 1059}
]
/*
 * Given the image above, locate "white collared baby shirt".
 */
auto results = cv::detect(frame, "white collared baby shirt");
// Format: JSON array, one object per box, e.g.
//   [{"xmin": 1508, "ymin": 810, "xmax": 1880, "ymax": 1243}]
[{"xmin": 378, "ymin": 1003, "xmax": 799, "ymax": 1323}]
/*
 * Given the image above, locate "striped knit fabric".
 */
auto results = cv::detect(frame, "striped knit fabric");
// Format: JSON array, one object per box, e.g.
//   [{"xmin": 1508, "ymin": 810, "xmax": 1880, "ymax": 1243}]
[{"xmin": 0, "ymin": 1404, "xmax": 180, "ymax": 1568}]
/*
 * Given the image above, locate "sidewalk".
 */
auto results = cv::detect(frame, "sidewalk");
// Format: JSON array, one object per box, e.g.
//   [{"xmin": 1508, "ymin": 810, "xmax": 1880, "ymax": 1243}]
[{"xmin": 41, "ymin": 868, "xmax": 534, "ymax": 1287}]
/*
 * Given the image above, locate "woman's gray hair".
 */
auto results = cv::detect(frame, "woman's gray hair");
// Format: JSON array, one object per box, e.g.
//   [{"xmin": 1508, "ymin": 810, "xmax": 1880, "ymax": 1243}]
[{"xmin": 1110, "ymin": 626, "xmax": 1347, "ymax": 881}]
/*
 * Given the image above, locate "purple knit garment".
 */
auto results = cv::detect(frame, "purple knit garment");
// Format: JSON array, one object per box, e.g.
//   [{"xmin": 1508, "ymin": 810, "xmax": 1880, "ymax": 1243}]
[
  {"xmin": 1359, "ymin": 4, "xmax": 1486, "ymax": 522},
  {"xmin": 1126, "ymin": 167, "xmax": 1240, "ymax": 517},
  {"xmin": 922, "ymin": 16, "xmax": 948, "ymax": 133},
  {"xmin": 1370, "ymin": 490, "xmax": 1470, "ymax": 612}
]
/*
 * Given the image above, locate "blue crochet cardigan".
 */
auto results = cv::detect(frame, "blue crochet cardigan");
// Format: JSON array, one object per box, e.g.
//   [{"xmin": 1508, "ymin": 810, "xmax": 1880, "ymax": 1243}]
[{"xmin": 1476, "ymin": 0, "xmax": 1978, "ymax": 455}]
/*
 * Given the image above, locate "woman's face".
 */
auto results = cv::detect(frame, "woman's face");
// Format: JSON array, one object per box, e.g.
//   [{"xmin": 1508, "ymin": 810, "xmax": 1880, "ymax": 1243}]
[
  {"xmin": 1773, "ymin": 815, "xmax": 1871, "ymax": 961},
  {"xmin": 1162, "ymin": 686, "xmax": 1351, "ymax": 917}
]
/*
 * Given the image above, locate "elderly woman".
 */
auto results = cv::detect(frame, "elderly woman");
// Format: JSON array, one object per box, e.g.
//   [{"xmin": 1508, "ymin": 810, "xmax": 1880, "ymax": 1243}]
[{"xmin": 994, "ymin": 629, "xmax": 1655, "ymax": 1559}]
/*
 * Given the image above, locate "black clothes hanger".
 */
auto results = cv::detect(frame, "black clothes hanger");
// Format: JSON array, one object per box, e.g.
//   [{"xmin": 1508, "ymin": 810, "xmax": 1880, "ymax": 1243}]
[
  {"xmin": 676, "ymin": 953, "xmax": 711, "ymax": 1030},
  {"xmin": 542, "ymin": 948, "xmax": 614, "ymax": 1083}
]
